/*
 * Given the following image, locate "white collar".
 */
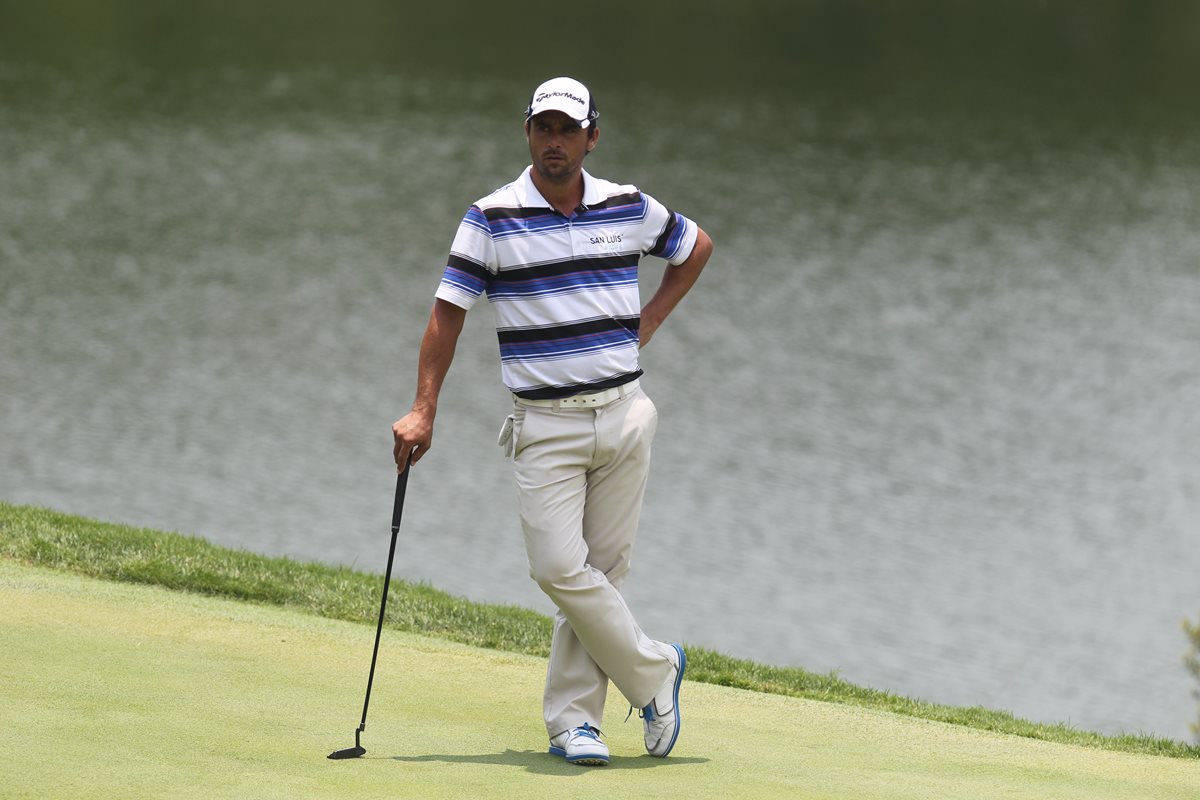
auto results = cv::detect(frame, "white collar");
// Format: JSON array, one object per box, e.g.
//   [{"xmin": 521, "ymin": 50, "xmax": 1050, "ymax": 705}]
[{"xmin": 517, "ymin": 165, "xmax": 605, "ymax": 210}]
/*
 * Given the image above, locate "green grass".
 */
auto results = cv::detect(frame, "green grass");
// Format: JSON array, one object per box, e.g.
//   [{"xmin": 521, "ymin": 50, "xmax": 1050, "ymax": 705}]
[
  {"xmin": 8, "ymin": 561, "xmax": 1199, "ymax": 799},
  {"xmin": 1, "ymin": 500, "xmax": 1196, "ymax": 761}
]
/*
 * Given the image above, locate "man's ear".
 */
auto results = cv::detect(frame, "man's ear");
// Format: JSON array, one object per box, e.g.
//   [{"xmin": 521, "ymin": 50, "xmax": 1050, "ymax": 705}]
[{"xmin": 587, "ymin": 127, "xmax": 600, "ymax": 152}]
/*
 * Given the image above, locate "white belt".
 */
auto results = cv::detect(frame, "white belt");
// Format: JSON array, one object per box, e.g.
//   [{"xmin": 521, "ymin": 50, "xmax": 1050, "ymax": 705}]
[{"xmin": 515, "ymin": 379, "xmax": 639, "ymax": 409}]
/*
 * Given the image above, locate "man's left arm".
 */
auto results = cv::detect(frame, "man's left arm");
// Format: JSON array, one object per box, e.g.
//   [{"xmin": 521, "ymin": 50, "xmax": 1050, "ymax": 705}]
[{"xmin": 639, "ymin": 226, "xmax": 713, "ymax": 349}]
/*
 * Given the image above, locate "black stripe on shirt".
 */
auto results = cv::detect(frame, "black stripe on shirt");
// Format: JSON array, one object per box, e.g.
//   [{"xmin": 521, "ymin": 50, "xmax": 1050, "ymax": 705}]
[
  {"xmin": 647, "ymin": 208, "xmax": 679, "ymax": 258},
  {"xmin": 482, "ymin": 205, "xmax": 558, "ymax": 222},
  {"xmin": 447, "ymin": 253, "xmax": 491, "ymax": 278},
  {"xmin": 513, "ymin": 370, "xmax": 644, "ymax": 400},
  {"xmin": 494, "ymin": 253, "xmax": 638, "ymax": 283},
  {"xmin": 496, "ymin": 315, "xmax": 640, "ymax": 345},
  {"xmin": 582, "ymin": 191, "xmax": 642, "ymax": 212}
]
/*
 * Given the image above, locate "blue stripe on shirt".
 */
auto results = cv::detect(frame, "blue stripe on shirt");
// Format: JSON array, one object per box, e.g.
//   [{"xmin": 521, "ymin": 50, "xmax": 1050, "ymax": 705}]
[
  {"xmin": 496, "ymin": 316, "xmax": 639, "ymax": 363},
  {"xmin": 488, "ymin": 258, "xmax": 638, "ymax": 300},
  {"xmin": 462, "ymin": 206, "xmax": 491, "ymax": 235},
  {"xmin": 480, "ymin": 196, "xmax": 649, "ymax": 239},
  {"xmin": 439, "ymin": 254, "xmax": 490, "ymax": 298},
  {"xmin": 498, "ymin": 328, "xmax": 638, "ymax": 362}
]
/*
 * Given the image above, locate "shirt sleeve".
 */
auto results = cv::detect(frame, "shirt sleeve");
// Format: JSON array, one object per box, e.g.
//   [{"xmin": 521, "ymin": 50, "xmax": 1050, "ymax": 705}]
[
  {"xmin": 639, "ymin": 192, "xmax": 699, "ymax": 266},
  {"xmin": 434, "ymin": 205, "xmax": 497, "ymax": 310}
]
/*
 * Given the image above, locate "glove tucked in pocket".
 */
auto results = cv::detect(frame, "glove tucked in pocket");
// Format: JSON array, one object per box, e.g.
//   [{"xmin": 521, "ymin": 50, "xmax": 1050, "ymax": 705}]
[{"xmin": 497, "ymin": 414, "xmax": 516, "ymax": 459}]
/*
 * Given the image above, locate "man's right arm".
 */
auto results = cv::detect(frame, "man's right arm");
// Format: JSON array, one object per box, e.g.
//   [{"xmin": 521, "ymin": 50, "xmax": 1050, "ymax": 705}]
[{"xmin": 392, "ymin": 298, "xmax": 468, "ymax": 471}]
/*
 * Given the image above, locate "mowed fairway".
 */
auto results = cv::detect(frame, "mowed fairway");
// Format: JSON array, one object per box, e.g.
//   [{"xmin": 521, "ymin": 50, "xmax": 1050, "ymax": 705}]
[{"xmin": 1, "ymin": 562, "xmax": 1196, "ymax": 799}]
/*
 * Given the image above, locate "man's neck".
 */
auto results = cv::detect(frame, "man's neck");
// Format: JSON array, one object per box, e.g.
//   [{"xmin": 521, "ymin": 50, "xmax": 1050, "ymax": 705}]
[{"xmin": 530, "ymin": 168, "xmax": 585, "ymax": 217}]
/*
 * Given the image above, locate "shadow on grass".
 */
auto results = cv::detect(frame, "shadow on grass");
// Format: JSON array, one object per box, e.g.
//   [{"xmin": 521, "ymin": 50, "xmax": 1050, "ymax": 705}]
[{"xmin": 390, "ymin": 750, "xmax": 709, "ymax": 774}]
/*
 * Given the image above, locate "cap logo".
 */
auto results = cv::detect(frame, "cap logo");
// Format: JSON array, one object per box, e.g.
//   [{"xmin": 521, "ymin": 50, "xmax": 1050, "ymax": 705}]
[{"xmin": 535, "ymin": 90, "xmax": 585, "ymax": 106}]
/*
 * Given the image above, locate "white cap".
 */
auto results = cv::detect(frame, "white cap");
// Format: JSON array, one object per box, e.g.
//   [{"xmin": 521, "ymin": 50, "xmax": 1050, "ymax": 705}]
[{"xmin": 524, "ymin": 77, "xmax": 599, "ymax": 128}]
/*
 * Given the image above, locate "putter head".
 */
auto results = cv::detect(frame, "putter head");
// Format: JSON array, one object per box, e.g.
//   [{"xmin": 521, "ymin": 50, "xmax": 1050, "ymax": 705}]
[{"xmin": 327, "ymin": 745, "xmax": 366, "ymax": 760}]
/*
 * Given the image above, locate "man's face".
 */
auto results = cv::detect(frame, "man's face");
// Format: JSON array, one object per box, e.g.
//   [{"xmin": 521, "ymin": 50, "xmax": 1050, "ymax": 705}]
[{"xmin": 526, "ymin": 110, "xmax": 597, "ymax": 183}]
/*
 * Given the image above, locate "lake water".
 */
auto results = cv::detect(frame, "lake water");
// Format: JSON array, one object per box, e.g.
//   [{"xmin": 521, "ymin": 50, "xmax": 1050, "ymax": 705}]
[{"xmin": 2, "ymin": 1, "xmax": 1198, "ymax": 741}]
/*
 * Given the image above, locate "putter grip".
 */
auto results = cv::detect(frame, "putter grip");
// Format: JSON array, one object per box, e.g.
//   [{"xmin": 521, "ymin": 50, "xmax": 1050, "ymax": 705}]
[{"xmin": 391, "ymin": 467, "xmax": 410, "ymax": 532}]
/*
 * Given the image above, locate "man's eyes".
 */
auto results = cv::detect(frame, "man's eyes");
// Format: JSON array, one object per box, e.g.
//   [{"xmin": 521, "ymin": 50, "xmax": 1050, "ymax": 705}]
[{"xmin": 536, "ymin": 124, "xmax": 581, "ymax": 135}]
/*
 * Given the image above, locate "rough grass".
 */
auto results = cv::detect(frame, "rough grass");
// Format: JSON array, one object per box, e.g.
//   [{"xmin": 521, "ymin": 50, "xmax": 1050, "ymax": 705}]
[{"xmin": 1, "ymin": 500, "xmax": 1196, "ymax": 760}]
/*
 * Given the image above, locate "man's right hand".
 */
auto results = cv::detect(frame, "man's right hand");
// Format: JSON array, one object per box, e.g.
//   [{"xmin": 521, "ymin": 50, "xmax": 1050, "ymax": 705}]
[
  {"xmin": 392, "ymin": 298, "xmax": 467, "ymax": 473},
  {"xmin": 392, "ymin": 409, "xmax": 433, "ymax": 472}
]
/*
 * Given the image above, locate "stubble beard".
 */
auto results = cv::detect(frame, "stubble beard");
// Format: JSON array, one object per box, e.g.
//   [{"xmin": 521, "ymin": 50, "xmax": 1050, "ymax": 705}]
[{"xmin": 533, "ymin": 151, "xmax": 580, "ymax": 184}]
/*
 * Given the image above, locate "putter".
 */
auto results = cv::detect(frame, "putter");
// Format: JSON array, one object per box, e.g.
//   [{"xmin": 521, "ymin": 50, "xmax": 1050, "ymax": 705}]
[{"xmin": 328, "ymin": 466, "xmax": 411, "ymax": 759}]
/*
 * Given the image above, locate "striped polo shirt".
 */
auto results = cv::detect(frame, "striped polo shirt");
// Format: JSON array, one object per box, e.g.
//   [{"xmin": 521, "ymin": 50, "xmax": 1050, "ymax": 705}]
[{"xmin": 434, "ymin": 166, "xmax": 698, "ymax": 399}]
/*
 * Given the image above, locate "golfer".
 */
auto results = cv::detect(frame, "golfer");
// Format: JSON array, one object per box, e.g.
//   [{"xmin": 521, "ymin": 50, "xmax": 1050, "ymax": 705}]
[{"xmin": 392, "ymin": 76, "xmax": 712, "ymax": 766}]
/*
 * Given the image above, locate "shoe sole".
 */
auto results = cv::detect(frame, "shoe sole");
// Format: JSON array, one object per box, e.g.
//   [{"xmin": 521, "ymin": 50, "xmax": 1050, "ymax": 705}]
[
  {"xmin": 654, "ymin": 643, "xmax": 686, "ymax": 758},
  {"xmin": 566, "ymin": 754, "xmax": 609, "ymax": 766},
  {"xmin": 549, "ymin": 745, "xmax": 609, "ymax": 766}
]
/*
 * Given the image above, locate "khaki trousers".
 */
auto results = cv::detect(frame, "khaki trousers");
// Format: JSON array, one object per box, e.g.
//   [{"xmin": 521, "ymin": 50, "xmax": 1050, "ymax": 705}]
[{"xmin": 510, "ymin": 384, "xmax": 674, "ymax": 738}]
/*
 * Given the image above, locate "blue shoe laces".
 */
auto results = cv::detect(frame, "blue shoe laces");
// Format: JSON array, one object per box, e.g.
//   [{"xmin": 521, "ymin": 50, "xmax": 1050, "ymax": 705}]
[
  {"xmin": 573, "ymin": 723, "xmax": 602, "ymax": 741},
  {"xmin": 625, "ymin": 705, "xmax": 655, "ymax": 723}
]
